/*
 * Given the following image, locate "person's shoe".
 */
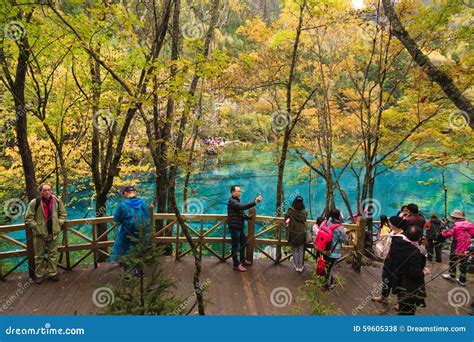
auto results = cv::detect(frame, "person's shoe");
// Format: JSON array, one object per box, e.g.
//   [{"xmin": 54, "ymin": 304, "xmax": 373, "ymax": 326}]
[
  {"xmin": 233, "ymin": 265, "xmax": 247, "ymax": 272},
  {"xmin": 298, "ymin": 266, "xmax": 305, "ymax": 273},
  {"xmin": 242, "ymin": 261, "xmax": 252, "ymax": 266},
  {"xmin": 456, "ymin": 278, "xmax": 466, "ymax": 287},
  {"xmin": 442, "ymin": 273, "xmax": 455, "ymax": 281},
  {"xmin": 34, "ymin": 276, "xmax": 44, "ymax": 285},
  {"xmin": 371, "ymin": 296, "xmax": 388, "ymax": 305},
  {"xmin": 48, "ymin": 274, "xmax": 60, "ymax": 282}
]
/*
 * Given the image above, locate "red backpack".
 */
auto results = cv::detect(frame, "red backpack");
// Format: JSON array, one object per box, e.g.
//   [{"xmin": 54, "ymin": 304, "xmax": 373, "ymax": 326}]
[{"xmin": 314, "ymin": 220, "xmax": 342, "ymax": 252}]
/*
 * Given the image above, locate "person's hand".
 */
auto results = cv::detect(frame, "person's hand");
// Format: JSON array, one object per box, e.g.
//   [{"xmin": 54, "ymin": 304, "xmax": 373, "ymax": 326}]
[{"xmin": 255, "ymin": 194, "xmax": 263, "ymax": 203}]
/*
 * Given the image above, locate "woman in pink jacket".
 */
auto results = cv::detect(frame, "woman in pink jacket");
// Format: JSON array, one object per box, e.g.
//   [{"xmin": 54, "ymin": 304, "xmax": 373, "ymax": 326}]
[{"xmin": 442, "ymin": 210, "xmax": 474, "ymax": 286}]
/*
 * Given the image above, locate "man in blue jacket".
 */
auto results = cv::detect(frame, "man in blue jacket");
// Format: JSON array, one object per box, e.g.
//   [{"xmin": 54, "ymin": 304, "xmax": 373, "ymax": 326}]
[
  {"xmin": 110, "ymin": 185, "xmax": 150, "ymax": 265},
  {"xmin": 227, "ymin": 185, "xmax": 262, "ymax": 272}
]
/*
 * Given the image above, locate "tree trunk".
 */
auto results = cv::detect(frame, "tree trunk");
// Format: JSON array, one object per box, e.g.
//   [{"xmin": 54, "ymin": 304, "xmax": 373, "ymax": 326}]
[{"xmin": 381, "ymin": 0, "xmax": 473, "ymax": 128}]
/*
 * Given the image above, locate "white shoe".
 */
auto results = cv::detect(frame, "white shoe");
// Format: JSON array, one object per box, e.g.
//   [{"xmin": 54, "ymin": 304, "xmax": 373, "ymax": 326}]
[
  {"xmin": 456, "ymin": 278, "xmax": 466, "ymax": 287},
  {"xmin": 442, "ymin": 273, "xmax": 455, "ymax": 281}
]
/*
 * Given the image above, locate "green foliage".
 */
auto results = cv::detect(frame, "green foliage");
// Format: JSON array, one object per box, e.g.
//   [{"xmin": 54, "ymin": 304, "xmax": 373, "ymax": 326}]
[
  {"xmin": 102, "ymin": 228, "xmax": 184, "ymax": 315},
  {"xmin": 296, "ymin": 270, "xmax": 343, "ymax": 315}
]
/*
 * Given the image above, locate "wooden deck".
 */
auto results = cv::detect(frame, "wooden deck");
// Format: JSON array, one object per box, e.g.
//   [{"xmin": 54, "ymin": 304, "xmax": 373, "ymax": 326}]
[{"xmin": 1, "ymin": 256, "xmax": 472, "ymax": 315}]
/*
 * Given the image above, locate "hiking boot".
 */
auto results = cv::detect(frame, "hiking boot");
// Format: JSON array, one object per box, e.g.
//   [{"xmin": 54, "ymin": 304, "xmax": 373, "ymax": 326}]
[
  {"xmin": 442, "ymin": 273, "xmax": 455, "ymax": 281},
  {"xmin": 233, "ymin": 265, "xmax": 247, "ymax": 272},
  {"xmin": 48, "ymin": 274, "xmax": 60, "ymax": 282},
  {"xmin": 456, "ymin": 278, "xmax": 466, "ymax": 287},
  {"xmin": 34, "ymin": 276, "xmax": 44, "ymax": 285}
]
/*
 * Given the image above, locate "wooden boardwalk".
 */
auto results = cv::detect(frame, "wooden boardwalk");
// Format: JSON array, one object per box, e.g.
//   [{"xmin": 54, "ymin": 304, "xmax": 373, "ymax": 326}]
[{"xmin": 1, "ymin": 256, "xmax": 472, "ymax": 315}]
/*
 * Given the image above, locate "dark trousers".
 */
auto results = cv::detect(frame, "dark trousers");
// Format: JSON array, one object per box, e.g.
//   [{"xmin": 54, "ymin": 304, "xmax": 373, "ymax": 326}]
[
  {"xmin": 398, "ymin": 300, "xmax": 417, "ymax": 315},
  {"xmin": 426, "ymin": 239, "xmax": 442, "ymax": 262},
  {"xmin": 381, "ymin": 263, "xmax": 392, "ymax": 298},
  {"xmin": 323, "ymin": 255, "xmax": 337, "ymax": 286},
  {"xmin": 230, "ymin": 229, "xmax": 247, "ymax": 267},
  {"xmin": 449, "ymin": 253, "xmax": 469, "ymax": 283}
]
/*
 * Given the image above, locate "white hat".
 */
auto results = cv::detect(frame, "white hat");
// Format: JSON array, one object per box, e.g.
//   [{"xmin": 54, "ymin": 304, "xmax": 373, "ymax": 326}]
[{"xmin": 450, "ymin": 210, "xmax": 465, "ymax": 219}]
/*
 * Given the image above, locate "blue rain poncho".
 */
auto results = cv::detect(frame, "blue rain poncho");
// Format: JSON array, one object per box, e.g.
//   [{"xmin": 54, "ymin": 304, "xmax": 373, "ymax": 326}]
[{"xmin": 110, "ymin": 197, "xmax": 150, "ymax": 263}]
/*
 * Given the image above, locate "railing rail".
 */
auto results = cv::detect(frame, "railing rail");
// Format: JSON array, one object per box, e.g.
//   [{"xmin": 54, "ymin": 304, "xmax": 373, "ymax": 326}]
[{"xmin": 0, "ymin": 206, "xmax": 370, "ymax": 280}]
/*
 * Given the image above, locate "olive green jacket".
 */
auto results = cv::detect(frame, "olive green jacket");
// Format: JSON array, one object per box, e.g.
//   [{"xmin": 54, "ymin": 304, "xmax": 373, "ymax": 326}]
[
  {"xmin": 285, "ymin": 206, "xmax": 308, "ymax": 246},
  {"xmin": 24, "ymin": 196, "xmax": 67, "ymax": 238}
]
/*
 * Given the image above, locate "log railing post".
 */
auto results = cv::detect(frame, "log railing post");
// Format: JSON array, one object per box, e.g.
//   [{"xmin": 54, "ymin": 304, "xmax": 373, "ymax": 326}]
[
  {"xmin": 352, "ymin": 217, "xmax": 366, "ymax": 272},
  {"xmin": 246, "ymin": 207, "xmax": 256, "ymax": 263},
  {"xmin": 25, "ymin": 226, "xmax": 35, "ymax": 279},
  {"xmin": 148, "ymin": 205, "xmax": 155, "ymax": 237}
]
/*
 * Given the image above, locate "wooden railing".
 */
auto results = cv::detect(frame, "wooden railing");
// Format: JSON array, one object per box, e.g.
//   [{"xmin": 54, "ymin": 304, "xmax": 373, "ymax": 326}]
[{"xmin": 0, "ymin": 206, "xmax": 367, "ymax": 280}]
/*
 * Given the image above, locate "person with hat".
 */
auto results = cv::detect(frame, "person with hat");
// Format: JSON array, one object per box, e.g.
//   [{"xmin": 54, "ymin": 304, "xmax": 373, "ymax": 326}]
[
  {"xmin": 441, "ymin": 209, "xmax": 474, "ymax": 286},
  {"xmin": 372, "ymin": 215, "xmax": 408, "ymax": 305},
  {"xmin": 24, "ymin": 183, "xmax": 67, "ymax": 284},
  {"xmin": 284, "ymin": 196, "xmax": 308, "ymax": 272},
  {"xmin": 110, "ymin": 185, "xmax": 150, "ymax": 265}
]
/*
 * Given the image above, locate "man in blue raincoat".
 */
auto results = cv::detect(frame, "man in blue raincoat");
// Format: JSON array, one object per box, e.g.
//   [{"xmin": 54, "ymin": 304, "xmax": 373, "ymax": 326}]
[{"xmin": 110, "ymin": 185, "xmax": 150, "ymax": 264}]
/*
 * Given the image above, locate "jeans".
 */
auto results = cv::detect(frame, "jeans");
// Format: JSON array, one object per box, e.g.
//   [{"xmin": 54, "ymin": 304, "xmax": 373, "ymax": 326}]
[
  {"xmin": 230, "ymin": 229, "xmax": 247, "ymax": 267},
  {"xmin": 292, "ymin": 244, "xmax": 305, "ymax": 269}
]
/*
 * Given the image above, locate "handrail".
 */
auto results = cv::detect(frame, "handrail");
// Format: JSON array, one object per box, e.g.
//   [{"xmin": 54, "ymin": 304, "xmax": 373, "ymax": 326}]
[{"xmin": 0, "ymin": 207, "xmax": 371, "ymax": 280}]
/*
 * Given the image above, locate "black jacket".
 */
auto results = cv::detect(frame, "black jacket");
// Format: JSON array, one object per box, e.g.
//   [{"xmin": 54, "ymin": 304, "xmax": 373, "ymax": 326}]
[
  {"xmin": 390, "ymin": 237, "xmax": 426, "ymax": 307},
  {"xmin": 227, "ymin": 196, "xmax": 256, "ymax": 230},
  {"xmin": 426, "ymin": 218, "xmax": 442, "ymax": 240}
]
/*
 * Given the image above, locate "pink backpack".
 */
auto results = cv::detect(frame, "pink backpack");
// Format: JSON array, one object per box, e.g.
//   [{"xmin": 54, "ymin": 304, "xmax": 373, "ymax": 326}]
[{"xmin": 314, "ymin": 220, "xmax": 342, "ymax": 252}]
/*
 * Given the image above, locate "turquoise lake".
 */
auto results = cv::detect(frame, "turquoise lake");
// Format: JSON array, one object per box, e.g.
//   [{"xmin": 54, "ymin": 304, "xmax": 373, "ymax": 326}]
[{"xmin": 6, "ymin": 146, "xmax": 474, "ymax": 225}]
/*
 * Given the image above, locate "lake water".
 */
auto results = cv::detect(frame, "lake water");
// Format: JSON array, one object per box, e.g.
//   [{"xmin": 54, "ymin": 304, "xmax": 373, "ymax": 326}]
[
  {"xmin": 2, "ymin": 146, "xmax": 472, "ymax": 271},
  {"xmin": 6, "ymin": 146, "xmax": 474, "ymax": 224}
]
